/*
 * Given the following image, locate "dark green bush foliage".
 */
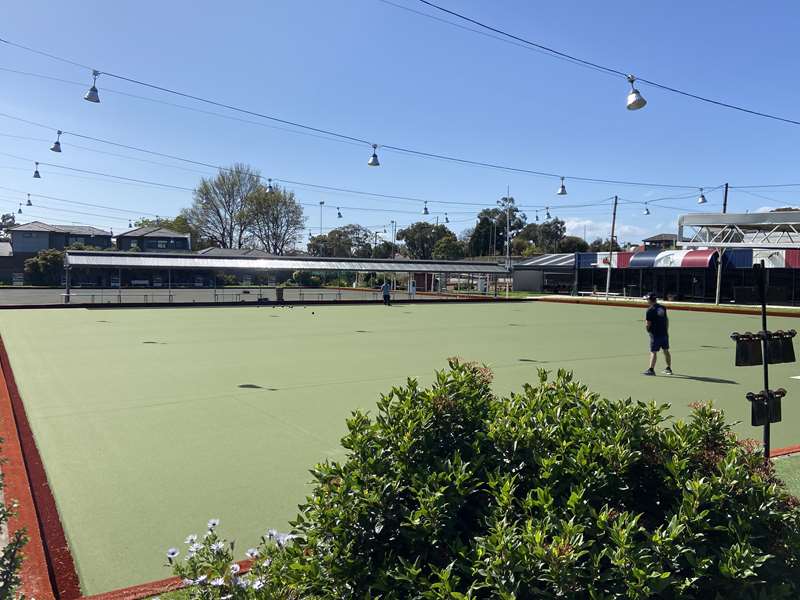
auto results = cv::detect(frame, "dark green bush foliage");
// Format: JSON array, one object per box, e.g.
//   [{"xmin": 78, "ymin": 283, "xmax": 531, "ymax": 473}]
[
  {"xmin": 23, "ymin": 249, "xmax": 64, "ymax": 285},
  {"xmin": 174, "ymin": 362, "xmax": 800, "ymax": 599}
]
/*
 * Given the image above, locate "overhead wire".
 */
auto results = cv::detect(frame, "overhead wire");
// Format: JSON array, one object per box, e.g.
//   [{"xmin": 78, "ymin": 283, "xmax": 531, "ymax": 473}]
[
  {"xmin": 411, "ymin": 0, "xmax": 800, "ymax": 127},
  {"xmin": 0, "ymin": 38, "xmax": 711, "ymax": 188}
]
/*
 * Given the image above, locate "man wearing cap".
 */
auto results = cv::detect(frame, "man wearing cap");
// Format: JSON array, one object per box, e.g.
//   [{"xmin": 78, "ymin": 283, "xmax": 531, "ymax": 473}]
[{"xmin": 643, "ymin": 292, "xmax": 672, "ymax": 376}]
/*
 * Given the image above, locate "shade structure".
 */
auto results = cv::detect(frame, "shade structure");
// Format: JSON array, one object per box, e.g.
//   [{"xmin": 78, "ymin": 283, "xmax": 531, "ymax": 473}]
[{"xmin": 65, "ymin": 251, "xmax": 509, "ymax": 274}]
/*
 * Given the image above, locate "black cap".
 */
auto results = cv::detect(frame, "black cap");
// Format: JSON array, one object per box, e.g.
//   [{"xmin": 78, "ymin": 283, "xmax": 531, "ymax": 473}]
[{"xmin": 646, "ymin": 292, "xmax": 657, "ymax": 301}]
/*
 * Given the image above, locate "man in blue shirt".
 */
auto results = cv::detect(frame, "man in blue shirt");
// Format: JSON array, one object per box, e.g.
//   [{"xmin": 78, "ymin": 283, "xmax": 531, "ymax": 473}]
[
  {"xmin": 643, "ymin": 292, "xmax": 672, "ymax": 376},
  {"xmin": 381, "ymin": 281, "xmax": 391, "ymax": 306}
]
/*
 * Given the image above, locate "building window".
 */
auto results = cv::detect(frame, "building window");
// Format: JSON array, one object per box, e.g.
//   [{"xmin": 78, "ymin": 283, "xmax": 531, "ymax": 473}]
[{"xmin": 23, "ymin": 232, "xmax": 32, "ymax": 238}]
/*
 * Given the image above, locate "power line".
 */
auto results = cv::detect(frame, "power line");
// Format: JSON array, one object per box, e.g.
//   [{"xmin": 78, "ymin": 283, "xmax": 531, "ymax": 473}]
[
  {"xmin": 0, "ymin": 111, "xmax": 630, "ymax": 210},
  {"xmin": 412, "ymin": 0, "xmax": 800, "ymax": 127},
  {"xmin": 0, "ymin": 38, "xmax": 711, "ymax": 188}
]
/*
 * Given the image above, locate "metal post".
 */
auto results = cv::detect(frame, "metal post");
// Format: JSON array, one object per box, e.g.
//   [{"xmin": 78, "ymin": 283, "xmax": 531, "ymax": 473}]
[
  {"xmin": 168, "ymin": 268, "xmax": 172, "ymax": 303},
  {"xmin": 319, "ymin": 201, "xmax": 324, "ymax": 236},
  {"xmin": 605, "ymin": 196, "xmax": 618, "ymax": 300},
  {"xmin": 756, "ymin": 260, "xmax": 771, "ymax": 461},
  {"xmin": 714, "ymin": 183, "xmax": 729, "ymax": 305},
  {"xmin": 65, "ymin": 265, "xmax": 71, "ymax": 304},
  {"xmin": 506, "ymin": 187, "xmax": 511, "ymax": 299}
]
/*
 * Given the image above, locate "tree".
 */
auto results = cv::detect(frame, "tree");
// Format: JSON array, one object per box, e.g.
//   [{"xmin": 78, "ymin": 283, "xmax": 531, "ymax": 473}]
[
  {"xmin": 590, "ymin": 237, "xmax": 622, "ymax": 252},
  {"xmin": 478, "ymin": 196, "xmax": 527, "ymax": 255},
  {"xmin": 536, "ymin": 217, "xmax": 566, "ymax": 253},
  {"xmin": 559, "ymin": 235, "xmax": 589, "ymax": 253},
  {"xmin": 184, "ymin": 164, "xmax": 260, "ymax": 249},
  {"xmin": 371, "ymin": 240, "xmax": 394, "ymax": 259},
  {"xmin": 24, "ymin": 249, "xmax": 64, "ymax": 285},
  {"xmin": 510, "ymin": 236, "xmax": 533, "ymax": 256},
  {"xmin": 396, "ymin": 222, "xmax": 454, "ymax": 260},
  {"xmin": 245, "ymin": 185, "xmax": 306, "ymax": 255},
  {"xmin": 431, "ymin": 235, "xmax": 465, "ymax": 260},
  {"xmin": 0, "ymin": 213, "xmax": 15, "ymax": 236},
  {"xmin": 467, "ymin": 216, "xmax": 494, "ymax": 257},
  {"xmin": 307, "ymin": 225, "xmax": 373, "ymax": 258}
]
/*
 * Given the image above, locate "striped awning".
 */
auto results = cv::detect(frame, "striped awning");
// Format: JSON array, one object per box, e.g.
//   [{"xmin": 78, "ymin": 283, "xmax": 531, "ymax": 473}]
[{"xmin": 612, "ymin": 249, "xmax": 718, "ymax": 269}]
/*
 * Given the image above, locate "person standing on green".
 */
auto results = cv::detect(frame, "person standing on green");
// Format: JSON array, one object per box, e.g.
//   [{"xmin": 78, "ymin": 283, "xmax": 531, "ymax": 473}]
[
  {"xmin": 643, "ymin": 292, "xmax": 672, "ymax": 376},
  {"xmin": 381, "ymin": 281, "xmax": 391, "ymax": 306}
]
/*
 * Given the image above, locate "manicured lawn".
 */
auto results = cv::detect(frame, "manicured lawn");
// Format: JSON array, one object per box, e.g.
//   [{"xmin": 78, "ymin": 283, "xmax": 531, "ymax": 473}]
[
  {"xmin": 2, "ymin": 302, "xmax": 799, "ymax": 594},
  {"xmin": 777, "ymin": 453, "xmax": 800, "ymax": 496}
]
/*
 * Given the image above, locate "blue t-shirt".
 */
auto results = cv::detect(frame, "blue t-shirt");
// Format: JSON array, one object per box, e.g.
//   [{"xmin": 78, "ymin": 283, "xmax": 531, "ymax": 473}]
[
  {"xmin": 646, "ymin": 303, "xmax": 668, "ymax": 337},
  {"xmin": 381, "ymin": 283, "xmax": 391, "ymax": 296}
]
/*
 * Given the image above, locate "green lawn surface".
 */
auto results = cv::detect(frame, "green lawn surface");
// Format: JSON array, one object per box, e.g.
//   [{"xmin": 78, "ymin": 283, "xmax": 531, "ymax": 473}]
[{"xmin": 2, "ymin": 302, "xmax": 800, "ymax": 594}]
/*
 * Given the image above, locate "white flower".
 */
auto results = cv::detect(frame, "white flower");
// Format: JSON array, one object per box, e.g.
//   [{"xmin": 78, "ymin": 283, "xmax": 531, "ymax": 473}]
[
  {"xmin": 236, "ymin": 577, "xmax": 249, "ymax": 589},
  {"xmin": 211, "ymin": 541, "xmax": 225, "ymax": 552},
  {"xmin": 210, "ymin": 577, "xmax": 225, "ymax": 587},
  {"xmin": 184, "ymin": 534, "xmax": 198, "ymax": 544},
  {"xmin": 166, "ymin": 547, "xmax": 180, "ymax": 560},
  {"xmin": 188, "ymin": 543, "xmax": 202, "ymax": 554},
  {"xmin": 207, "ymin": 518, "xmax": 220, "ymax": 530},
  {"xmin": 245, "ymin": 548, "xmax": 259, "ymax": 559},
  {"xmin": 230, "ymin": 563, "xmax": 241, "ymax": 574},
  {"xmin": 265, "ymin": 528, "xmax": 278, "ymax": 540},
  {"xmin": 221, "ymin": 595, "xmax": 233, "ymax": 600},
  {"xmin": 196, "ymin": 574, "xmax": 208, "ymax": 584},
  {"xmin": 252, "ymin": 580, "xmax": 265, "ymax": 591},
  {"xmin": 182, "ymin": 578, "xmax": 194, "ymax": 586}
]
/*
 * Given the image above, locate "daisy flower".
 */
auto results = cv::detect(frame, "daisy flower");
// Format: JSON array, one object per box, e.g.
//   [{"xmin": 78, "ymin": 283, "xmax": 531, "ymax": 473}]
[
  {"xmin": 230, "ymin": 563, "xmax": 241, "ymax": 574},
  {"xmin": 245, "ymin": 548, "xmax": 259, "ymax": 559},
  {"xmin": 210, "ymin": 578, "xmax": 225, "ymax": 587},
  {"xmin": 207, "ymin": 518, "xmax": 220, "ymax": 530},
  {"xmin": 166, "ymin": 548, "xmax": 179, "ymax": 561},
  {"xmin": 184, "ymin": 534, "xmax": 198, "ymax": 544}
]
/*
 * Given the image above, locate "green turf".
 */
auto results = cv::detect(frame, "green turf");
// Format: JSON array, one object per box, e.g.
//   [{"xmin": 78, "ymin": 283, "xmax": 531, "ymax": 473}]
[
  {"xmin": 776, "ymin": 454, "xmax": 800, "ymax": 496},
  {"xmin": 2, "ymin": 302, "xmax": 800, "ymax": 594}
]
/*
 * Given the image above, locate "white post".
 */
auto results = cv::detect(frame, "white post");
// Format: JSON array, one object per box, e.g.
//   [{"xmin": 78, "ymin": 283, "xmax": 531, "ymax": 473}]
[{"xmin": 605, "ymin": 196, "xmax": 618, "ymax": 300}]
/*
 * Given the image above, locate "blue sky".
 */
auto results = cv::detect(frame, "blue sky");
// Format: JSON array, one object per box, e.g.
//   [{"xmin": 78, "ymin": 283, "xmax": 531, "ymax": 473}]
[{"xmin": 1, "ymin": 0, "xmax": 799, "ymax": 246}]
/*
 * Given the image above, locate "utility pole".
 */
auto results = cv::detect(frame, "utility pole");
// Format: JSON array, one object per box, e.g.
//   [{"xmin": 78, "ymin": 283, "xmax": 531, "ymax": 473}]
[
  {"xmin": 319, "ymin": 201, "xmax": 325, "ymax": 236},
  {"xmin": 714, "ymin": 182, "xmax": 729, "ymax": 305},
  {"xmin": 605, "ymin": 195, "xmax": 618, "ymax": 300},
  {"xmin": 505, "ymin": 186, "xmax": 511, "ymax": 298}
]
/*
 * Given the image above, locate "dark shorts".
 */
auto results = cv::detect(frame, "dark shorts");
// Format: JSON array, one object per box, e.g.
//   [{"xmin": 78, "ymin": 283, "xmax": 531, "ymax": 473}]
[{"xmin": 650, "ymin": 334, "xmax": 669, "ymax": 352}]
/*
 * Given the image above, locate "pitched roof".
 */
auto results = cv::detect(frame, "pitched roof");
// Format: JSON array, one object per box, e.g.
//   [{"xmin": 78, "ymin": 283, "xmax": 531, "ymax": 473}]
[
  {"xmin": 117, "ymin": 226, "xmax": 190, "ymax": 238},
  {"xmin": 8, "ymin": 221, "xmax": 111, "ymax": 236},
  {"xmin": 516, "ymin": 253, "xmax": 575, "ymax": 268}
]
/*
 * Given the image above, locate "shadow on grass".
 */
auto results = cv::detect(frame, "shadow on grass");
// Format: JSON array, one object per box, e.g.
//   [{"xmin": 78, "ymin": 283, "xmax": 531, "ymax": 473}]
[{"xmin": 669, "ymin": 374, "xmax": 737, "ymax": 385}]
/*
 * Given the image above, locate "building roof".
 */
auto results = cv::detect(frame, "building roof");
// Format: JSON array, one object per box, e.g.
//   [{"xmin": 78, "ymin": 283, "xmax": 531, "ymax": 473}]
[
  {"xmin": 515, "ymin": 253, "xmax": 575, "ymax": 268},
  {"xmin": 8, "ymin": 221, "xmax": 111, "ymax": 236},
  {"xmin": 117, "ymin": 226, "xmax": 191, "ymax": 238},
  {"xmin": 643, "ymin": 233, "xmax": 678, "ymax": 242},
  {"xmin": 64, "ymin": 251, "xmax": 509, "ymax": 274}
]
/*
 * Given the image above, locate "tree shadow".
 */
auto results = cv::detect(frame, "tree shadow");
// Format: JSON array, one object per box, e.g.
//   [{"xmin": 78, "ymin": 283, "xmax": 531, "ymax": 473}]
[{"xmin": 669, "ymin": 374, "xmax": 738, "ymax": 385}]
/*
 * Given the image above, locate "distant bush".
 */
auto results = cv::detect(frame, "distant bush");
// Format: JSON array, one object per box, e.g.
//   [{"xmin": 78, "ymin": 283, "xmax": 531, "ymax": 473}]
[
  {"xmin": 169, "ymin": 363, "xmax": 800, "ymax": 598},
  {"xmin": 23, "ymin": 249, "xmax": 64, "ymax": 285}
]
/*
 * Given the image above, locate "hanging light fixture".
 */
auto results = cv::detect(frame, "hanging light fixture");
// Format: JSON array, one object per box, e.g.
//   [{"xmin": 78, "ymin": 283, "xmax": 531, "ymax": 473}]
[
  {"xmin": 445, "ymin": 213, "xmax": 449, "ymax": 224},
  {"xmin": 26, "ymin": 194, "xmax": 32, "ymax": 207},
  {"xmin": 546, "ymin": 207, "xmax": 551, "ymax": 219},
  {"xmin": 423, "ymin": 201, "xmax": 429, "ymax": 215},
  {"xmin": 33, "ymin": 162, "xmax": 41, "ymax": 178},
  {"xmin": 128, "ymin": 220, "xmax": 132, "ymax": 228},
  {"xmin": 50, "ymin": 130, "xmax": 63, "ymax": 153},
  {"xmin": 697, "ymin": 187, "xmax": 707, "ymax": 204},
  {"xmin": 557, "ymin": 176, "xmax": 567, "ymax": 196},
  {"xmin": 643, "ymin": 203, "xmax": 650, "ymax": 215},
  {"xmin": 367, "ymin": 144, "xmax": 380, "ymax": 167},
  {"xmin": 84, "ymin": 70, "xmax": 101, "ymax": 103},
  {"xmin": 535, "ymin": 211, "xmax": 539, "ymax": 222},
  {"xmin": 626, "ymin": 75, "xmax": 647, "ymax": 110},
  {"xmin": 266, "ymin": 178, "xmax": 274, "ymax": 193},
  {"xmin": 17, "ymin": 203, "xmax": 22, "ymax": 214},
  {"xmin": 337, "ymin": 207, "xmax": 343, "ymax": 219}
]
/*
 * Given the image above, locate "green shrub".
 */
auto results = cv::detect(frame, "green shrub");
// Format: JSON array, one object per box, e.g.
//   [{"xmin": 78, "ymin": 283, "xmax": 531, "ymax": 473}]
[{"xmin": 170, "ymin": 362, "xmax": 800, "ymax": 598}]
